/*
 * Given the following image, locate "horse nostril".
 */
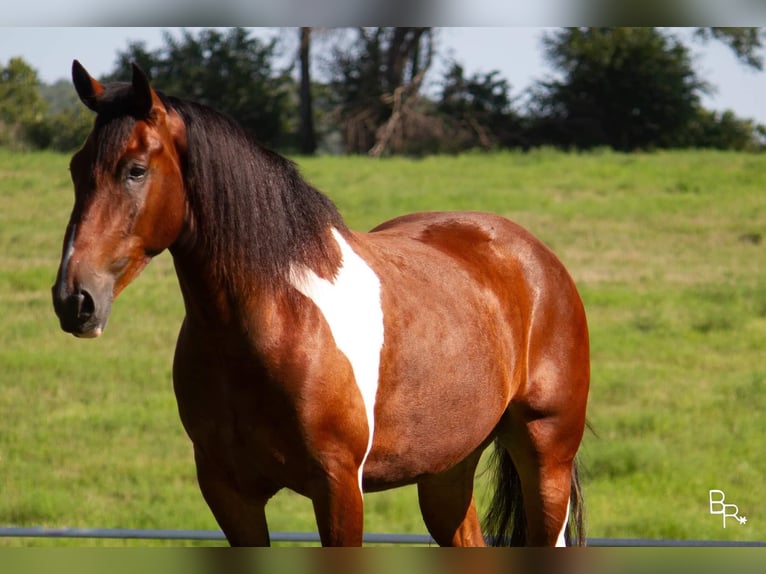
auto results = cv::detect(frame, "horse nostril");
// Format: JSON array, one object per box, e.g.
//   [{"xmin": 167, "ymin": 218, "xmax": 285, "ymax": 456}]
[
  {"xmin": 62, "ymin": 288, "xmax": 94, "ymax": 324},
  {"xmin": 77, "ymin": 289, "xmax": 95, "ymax": 320},
  {"xmin": 53, "ymin": 281, "xmax": 106, "ymax": 336}
]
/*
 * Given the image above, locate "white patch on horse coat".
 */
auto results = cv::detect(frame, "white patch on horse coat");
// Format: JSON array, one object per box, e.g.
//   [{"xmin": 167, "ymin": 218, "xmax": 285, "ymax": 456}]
[
  {"xmin": 556, "ymin": 500, "xmax": 571, "ymax": 547},
  {"xmin": 289, "ymin": 228, "xmax": 384, "ymax": 496},
  {"xmin": 61, "ymin": 223, "xmax": 77, "ymax": 280}
]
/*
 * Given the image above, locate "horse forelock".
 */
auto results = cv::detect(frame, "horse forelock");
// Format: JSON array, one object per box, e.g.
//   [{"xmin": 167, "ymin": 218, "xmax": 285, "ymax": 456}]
[
  {"xmin": 71, "ymin": 94, "xmax": 136, "ymax": 201},
  {"xmin": 81, "ymin": 82, "xmax": 156, "ymax": 172}
]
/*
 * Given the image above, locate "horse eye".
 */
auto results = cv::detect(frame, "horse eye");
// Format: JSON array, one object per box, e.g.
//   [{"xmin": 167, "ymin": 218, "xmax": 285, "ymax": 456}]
[{"xmin": 126, "ymin": 165, "xmax": 147, "ymax": 182}]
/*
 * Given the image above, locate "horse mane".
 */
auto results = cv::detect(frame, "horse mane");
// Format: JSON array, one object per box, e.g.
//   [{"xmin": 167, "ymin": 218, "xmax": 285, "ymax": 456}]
[
  {"xmin": 164, "ymin": 95, "xmax": 348, "ymax": 292},
  {"xmin": 88, "ymin": 81, "xmax": 347, "ymax": 292}
]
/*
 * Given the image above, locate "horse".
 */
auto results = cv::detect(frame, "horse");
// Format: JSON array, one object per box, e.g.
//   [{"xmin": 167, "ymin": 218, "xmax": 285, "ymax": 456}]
[{"xmin": 52, "ymin": 60, "xmax": 590, "ymax": 547}]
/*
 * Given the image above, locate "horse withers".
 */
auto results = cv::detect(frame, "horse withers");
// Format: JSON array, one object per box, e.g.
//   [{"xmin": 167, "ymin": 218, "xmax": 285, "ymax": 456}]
[{"xmin": 52, "ymin": 60, "xmax": 590, "ymax": 546}]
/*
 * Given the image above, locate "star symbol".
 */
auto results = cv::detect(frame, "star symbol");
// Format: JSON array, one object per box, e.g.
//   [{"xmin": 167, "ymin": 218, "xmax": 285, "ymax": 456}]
[{"xmin": 737, "ymin": 515, "xmax": 748, "ymax": 525}]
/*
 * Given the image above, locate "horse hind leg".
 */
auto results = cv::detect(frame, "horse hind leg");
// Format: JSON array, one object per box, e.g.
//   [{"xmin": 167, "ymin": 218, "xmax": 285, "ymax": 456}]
[
  {"xmin": 489, "ymin": 407, "xmax": 586, "ymax": 546},
  {"xmin": 416, "ymin": 450, "xmax": 486, "ymax": 546},
  {"xmin": 486, "ymin": 275, "xmax": 589, "ymax": 546}
]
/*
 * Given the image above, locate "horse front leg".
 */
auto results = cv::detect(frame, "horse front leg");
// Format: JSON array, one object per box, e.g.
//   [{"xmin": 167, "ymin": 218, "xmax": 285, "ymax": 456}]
[
  {"xmin": 194, "ymin": 446, "xmax": 277, "ymax": 547},
  {"xmin": 309, "ymin": 459, "xmax": 366, "ymax": 546}
]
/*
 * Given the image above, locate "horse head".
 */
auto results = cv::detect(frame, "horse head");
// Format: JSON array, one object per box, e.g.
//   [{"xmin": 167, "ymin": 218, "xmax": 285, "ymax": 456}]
[{"xmin": 52, "ymin": 61, "xmax": 187, "ymax": 337}]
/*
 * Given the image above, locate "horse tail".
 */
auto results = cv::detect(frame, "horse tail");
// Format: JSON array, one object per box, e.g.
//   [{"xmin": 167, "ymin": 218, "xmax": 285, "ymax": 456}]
[
  {"xmin": 483, "ymin": 439, "xmax": 586, "ymax": 546},
  {"xmin": 566, "ymin": 459, "xmax": 586, "ymax": 546},
  {"xmin": 483, "ymin": 440, "xmax": 527, "ymax": 546}
]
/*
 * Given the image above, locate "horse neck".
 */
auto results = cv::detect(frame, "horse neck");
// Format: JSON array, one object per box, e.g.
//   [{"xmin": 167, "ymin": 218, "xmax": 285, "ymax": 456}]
[
  {"xmin": 169, "ymin": 245, "xmax": 240, "ymax": 329},
  {"xmin": 166, "ymin": 102, "xmax": 347, "ymax": 329},
  {"xmin": 167, "ymin": 200, "xmax": 289, "ymax": 330},
  {"xmin": 169, "ymin": 222, "xmax": 342, "ymax": 340},
  {"xmin": 168, "ymin": 166, "xmax": 345, "ymax": 332}
]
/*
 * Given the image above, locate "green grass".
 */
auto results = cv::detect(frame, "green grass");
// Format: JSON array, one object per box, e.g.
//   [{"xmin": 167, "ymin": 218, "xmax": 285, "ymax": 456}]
[{"xmin": 1, "ymin": 147, "xmax": 764, "ymax": 545}]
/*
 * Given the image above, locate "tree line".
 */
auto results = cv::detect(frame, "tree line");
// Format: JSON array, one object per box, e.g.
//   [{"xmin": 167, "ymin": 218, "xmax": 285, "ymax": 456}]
[{"xmin": 1, "ymin": 27, "xmax": 764, "ymax": 155}]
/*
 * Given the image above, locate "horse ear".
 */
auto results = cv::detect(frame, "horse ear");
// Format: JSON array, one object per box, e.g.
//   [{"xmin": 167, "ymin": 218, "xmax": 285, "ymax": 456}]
[
  {"xmin": 72, "ymin": 60, "xmax": 104, "ymax": 112},
  {"xmin": 130, "ymin": 62, "xmax": 160, "ymax": 118}
]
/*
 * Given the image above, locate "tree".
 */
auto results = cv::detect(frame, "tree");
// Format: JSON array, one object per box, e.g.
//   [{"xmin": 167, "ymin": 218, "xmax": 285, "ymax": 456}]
[
  {"xmin": 438, "ymin": 62, "xmax": 522, "ymax": 150},
  {"xmin": 108, "ymin": 40, "xmax": 159, "ymax": 80},
  {"xmin": 0, "ymin": 57, "xmax": 48, "ymax": 148},
  {"xmin": 298, "ymin": 27, "xmax": 317, "ymax": 155},
  {"xmin": 33, "ymin": 80, "xmax": 95, "ymax": 151},
  {"xmin": 107, "ymin": 28, "xmax": 292, "ymax": 147},
  {"xmin": 326, "ymin": 27, "xmax": 436, "ymax": 155},
  {"xmin": 532, "ymin": 27, "xmax": 706, "ymax": 151},
  {"xmin": 694, "ymin": 27, "xmax": 764, "ymax": 70},
  {"xmin": 675, "ymin": 107, "xmax": 763, "ymax": 150}
]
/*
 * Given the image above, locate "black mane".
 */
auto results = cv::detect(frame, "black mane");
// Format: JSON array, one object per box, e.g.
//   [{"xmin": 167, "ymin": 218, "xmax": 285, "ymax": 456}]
[
  {"xmin": 166, "ymin": 95, "xmax": 347, "ymax": 291},
  {"xmin": 90, "ymin": 82, "xmax": 347, "ymax": 292}
]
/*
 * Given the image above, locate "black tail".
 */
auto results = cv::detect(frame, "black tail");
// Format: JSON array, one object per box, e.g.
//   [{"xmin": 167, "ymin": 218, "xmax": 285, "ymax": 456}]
[{"xmin": 482, "ymin": 440, "xmax": 586, "ymax": 546}]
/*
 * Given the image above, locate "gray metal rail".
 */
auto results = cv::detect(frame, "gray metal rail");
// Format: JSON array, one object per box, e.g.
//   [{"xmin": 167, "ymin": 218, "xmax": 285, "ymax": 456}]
[{"xmin": 1, "ymin": 527, "xmax": 764, "ymax": 546}]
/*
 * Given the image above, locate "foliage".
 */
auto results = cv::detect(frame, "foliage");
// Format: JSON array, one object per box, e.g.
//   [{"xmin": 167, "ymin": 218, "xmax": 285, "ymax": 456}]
[
  {"xmin": 106, "ymin": 28, "xmax": 293, "ymax": 148},
  {"xmin": 694, "ymin": 27, "xmax": 765, "ymax": 70},
  {"xmin": 2, "ymin": 28, "xmax": 765, "ymax": 155},
  {"xmin": 674, "ymin": 107, "xmax": 764, "ymax": 151},
  {"xmin": 0, "ymin": 58, "xmax": 49, "ymax": 149},
  {"xmin": 325, "ymin": 27, "xmax": 436, "ymax": 155},
  {"xmin": 0, "ymin": 62, "xmax": 92, "ymax": 152},
  {"xmin": 531, "ymin": 28, "xmax": 706, "ymax": 151},
  {"xmin": 437, "ymin": 62, "xmax": 524, "ymax": 151},
  {"xmin": 24, "ymin": 108, "xmax": 93, "ymax": 153},
  {"xmin": 24, "ymin": 80, "xmax": 94, "ymax": 152},
  {"xmin": 526, "ymin": 27, "xmax": 765, "ymax": 152}
]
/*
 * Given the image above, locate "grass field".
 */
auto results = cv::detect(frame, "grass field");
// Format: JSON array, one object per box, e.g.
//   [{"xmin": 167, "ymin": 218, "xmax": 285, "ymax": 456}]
[{"xmin": 0, "ymin": 148, "xmax": 764, "ymax": 546}]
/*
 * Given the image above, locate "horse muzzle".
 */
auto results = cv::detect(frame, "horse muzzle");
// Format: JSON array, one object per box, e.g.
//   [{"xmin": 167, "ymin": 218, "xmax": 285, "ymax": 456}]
[{"xmin": 52, "ymin": 280, "xmax": 112, "ymax": 338}]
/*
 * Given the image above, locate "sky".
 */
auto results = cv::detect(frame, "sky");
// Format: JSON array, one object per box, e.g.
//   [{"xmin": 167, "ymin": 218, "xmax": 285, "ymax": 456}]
[{"xmin": 1, "ymin": 27, "xmax": 765, "ymax": 125}]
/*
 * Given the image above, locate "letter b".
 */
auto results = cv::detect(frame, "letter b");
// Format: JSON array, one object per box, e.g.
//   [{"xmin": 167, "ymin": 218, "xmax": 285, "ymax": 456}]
[{"xmin": 709, "ymin": 489, "xmax": 726, "ymax": 514}]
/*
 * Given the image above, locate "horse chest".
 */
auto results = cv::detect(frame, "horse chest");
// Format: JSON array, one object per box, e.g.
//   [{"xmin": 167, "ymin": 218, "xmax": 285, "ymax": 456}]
[
  {"xmin": 174, "ymin": 301, "xmax": 383, "ymax": 491},
  {"xmin": 171, "ymin": 328, "xmax": 313, "ymax": 490}
]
